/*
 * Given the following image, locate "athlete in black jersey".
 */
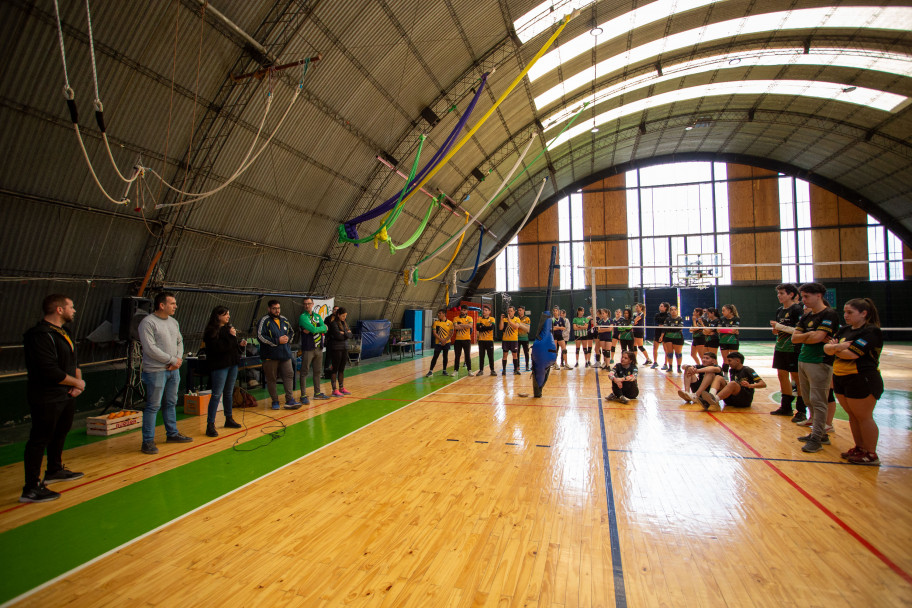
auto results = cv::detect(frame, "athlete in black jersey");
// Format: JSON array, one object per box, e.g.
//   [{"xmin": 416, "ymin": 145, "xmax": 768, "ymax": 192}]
[
  {"xmin": 690, "ymin": 307, "xmax": 706, "ymax": 365},
  {"xmin": 632, "ymin": 303, "xmax": 651, "ymax": 365},
  {"xmin": 769, "ymin": 283, "xmax": 805, "ymax": 417},
  {"xmin": 651, "ymin": 302, "xmax": 669, "ymax": 370},
  {"xmin": 662, "ymin": 306, "xmax": 686, "ymax": 372}
]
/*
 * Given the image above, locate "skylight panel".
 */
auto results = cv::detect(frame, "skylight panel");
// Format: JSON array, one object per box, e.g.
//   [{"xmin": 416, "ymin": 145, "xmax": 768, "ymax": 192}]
[
  {"xmin": 546, "ymin": 80, "xmax": 907, "ymax": 149},
  {"xmin": 527, "ymin": 0, "xmax": 722, "ymax": 78},
  {"xmin": 533, "ymin": 6, "xmax": 912, "ymax": 109},
  {"xmin": 541, "ymin": 48, "xmax": 912, "ymax": 126},
  {"xmin": 513, "ymin": 0, "xmax": 598, "ymax": 44}
]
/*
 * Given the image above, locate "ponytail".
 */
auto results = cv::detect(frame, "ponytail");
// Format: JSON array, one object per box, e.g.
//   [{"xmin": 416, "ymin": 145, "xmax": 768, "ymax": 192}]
[{"xmin": 845, "ymin": 298, "xmax": 881, "ymax": 328}]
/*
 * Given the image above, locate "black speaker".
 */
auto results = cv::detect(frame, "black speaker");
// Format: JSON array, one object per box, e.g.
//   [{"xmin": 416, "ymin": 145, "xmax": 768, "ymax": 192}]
[{"xmin": 112, "ymin": 297, "xmax": 153, "ymax": 340}]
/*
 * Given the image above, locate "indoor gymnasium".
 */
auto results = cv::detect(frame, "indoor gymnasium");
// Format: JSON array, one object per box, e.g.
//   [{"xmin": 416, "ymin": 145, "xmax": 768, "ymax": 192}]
[{"xmin": 1, "ymin": 1, "xmax": 911, "ymax": 606}]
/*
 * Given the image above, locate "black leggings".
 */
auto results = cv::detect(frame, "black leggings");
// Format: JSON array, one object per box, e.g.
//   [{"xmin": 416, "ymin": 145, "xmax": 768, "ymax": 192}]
[
  {"xmin": 611, "ymin": 381, "xmax": 639, "ymax": 399},
  {"xmin": 478, "ymin": 341, "xmax": 495, "ymax": 371},
  {"xmin": 519, "ymin": 341, "xmax": 529, "ymax": 366},
  {"xmin": 454, "ymin": 340, "xmax": 471, "ymax": 371},
  {"xmin": 330, "ymin": 349, "xmax": 348, "ymax": 389}
]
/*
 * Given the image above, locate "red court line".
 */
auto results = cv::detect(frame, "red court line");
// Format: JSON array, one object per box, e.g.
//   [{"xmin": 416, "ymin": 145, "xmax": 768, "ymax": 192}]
[
  {"xmin": 0, "ymin": 398, "xmax": 347, "ymax": 516},
  {"xmin": 707, "ymin": 412, "xmax": 912, "ymax": 585}
]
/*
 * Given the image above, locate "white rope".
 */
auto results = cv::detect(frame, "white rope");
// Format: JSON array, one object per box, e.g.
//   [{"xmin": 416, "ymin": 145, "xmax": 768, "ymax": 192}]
[
  {"xmin": 415, "ymin": 133, "xmax": 538, "ymax": 272},
  {"xmin": 52, "ymin": 0, "xmax": 72, "ymax": 93},
  {"xmin": 153, "ymin": 87, "xmax": 301, "ymax": 209},
  {"xmin": 72, "ymin": 124, "xmax": 129, "ymax": 205},
  {"xmin": 85, "ymin": 0, "xmax": 100, "ymax": 102}
]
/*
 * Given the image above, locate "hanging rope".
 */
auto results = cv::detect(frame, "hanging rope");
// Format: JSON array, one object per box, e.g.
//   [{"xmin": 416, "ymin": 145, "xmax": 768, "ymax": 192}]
[
  {"xmin": 459, "ymin": 227, "xmax": 485, "ymax": 283},
  {"xmin": 340, "ymin": 73, "xmax": 490, "ymax": 242},
  {"xmin": 385, "ymin": 10, "xmax": 577, "ymax": 219}
]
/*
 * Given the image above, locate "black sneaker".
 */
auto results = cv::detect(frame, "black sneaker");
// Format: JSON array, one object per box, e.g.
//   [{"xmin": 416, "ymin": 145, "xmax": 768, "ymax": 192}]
[
  {"xmin": 574, "ymin": 362, "xmax": 579, "ymax": 368},
  {"xmin": 425, "ymin": 371, "xmax": 433, "ymax": 377},
  {"xmin": 490, "ymin": 370, "xmax": 497, "ymax": 377},
  {"xmin": 501, "ymin": 370, "xmax": 506, "ymax": 376},
  {"xmin": 141, "ymin": 441, "xmax": 159, "ymax": 454},
  {"xmin": 313, "ymin": 393, "xmax": 330, "ymax": 400},
  {"xmin": 801, "ymin": 437, "xmax": 826, "ymax": 453},
  {"xmin": 442, "ymin": 370, "xmax": 450, "ymax": 376},
  {"xmin": 605, "ymin": 393, "xmax": 618, "ymax": 402},
  {"xmin": 224, "ymin": 419, "xmax": 242, "ymax": 429},
  {"xmin": 791, "ymin": 412, "xmax": 807, "ymax": 423},
  {"xmin": 19, "ymin": 483, "xmax": 61, "ymax": 503},
  {"xmin": 43, "ymin": 467, "xmax": 84, "ymax": 485},
  {"xmin": 770, "ymin": 407, "xmax": 793, "ymax": 416},
  {"xmin": 798, "ymin": 433, "xmax": 830, "ymax": 445},
  {"xmin": 617, "ymin": 395, "xmax": 630, "ymax": 404},
  {"xmin": 284, "ymin": 401, "xmax": 303, "ymax": 410},
  {"xmin": 166, "ymin": 433, "xmax": 193, "ymax": 443},
  {"xmin": 206, "ymin": 423, "xmax": 218, "ymax": 438},
  {"xmin": 651, "ymin": 363, "xmax": 659, "ymax": 369}
]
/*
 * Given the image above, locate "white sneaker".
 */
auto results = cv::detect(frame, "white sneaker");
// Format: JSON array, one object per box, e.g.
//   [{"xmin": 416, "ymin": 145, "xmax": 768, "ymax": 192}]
[
  {"xmin": 562, "ymin": 364, "xmax": 572, "ymax": 370},
  {"xmin": 677, "ymin": 389, "xmax": 694, "ymax": 403},
  {"xmin": 825, "ymin": 424, "xmax": 834, "ymax": 433},
  {"xmin": 797, "ymin": 418, "xmax": 813, "ymax": 427}
]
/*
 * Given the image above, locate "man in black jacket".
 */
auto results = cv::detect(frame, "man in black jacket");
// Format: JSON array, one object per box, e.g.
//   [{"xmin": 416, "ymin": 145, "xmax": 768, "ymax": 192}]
[{"xmin": 20, "ymin": 294, "xmax": 85, "ymax": 503}]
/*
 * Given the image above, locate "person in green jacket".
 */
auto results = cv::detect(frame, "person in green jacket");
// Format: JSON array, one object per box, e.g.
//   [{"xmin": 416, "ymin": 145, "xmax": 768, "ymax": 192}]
[{"xmin": 299, "ymin": 297, "xmax": 330, "ymax": 404}]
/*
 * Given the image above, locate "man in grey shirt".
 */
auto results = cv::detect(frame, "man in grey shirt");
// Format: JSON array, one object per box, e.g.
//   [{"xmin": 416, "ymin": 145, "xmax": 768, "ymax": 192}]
[{"xmin": 138, "ymin": 292, "xmax": 192, "ymax": 454}]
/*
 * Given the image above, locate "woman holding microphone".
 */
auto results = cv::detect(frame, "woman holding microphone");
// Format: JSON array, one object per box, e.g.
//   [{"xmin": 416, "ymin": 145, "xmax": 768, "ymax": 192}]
[{"xmin": 203, "ymin": 306, "xmax": 245, "ymax": 437}]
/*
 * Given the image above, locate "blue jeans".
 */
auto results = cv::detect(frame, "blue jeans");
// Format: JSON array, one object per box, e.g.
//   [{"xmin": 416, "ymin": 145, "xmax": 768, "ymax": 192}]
[
  {"xmin": 207, "ymin": 365, "xmax": 238, "ymax": 424},
  {"xmin": 141, "ymin": 369, "xmax": 180, "ymax": 443}
]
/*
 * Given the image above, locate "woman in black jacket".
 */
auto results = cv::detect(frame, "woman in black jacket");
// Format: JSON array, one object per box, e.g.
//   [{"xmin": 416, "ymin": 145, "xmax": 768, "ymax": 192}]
[
  {"xmin": 203, "ymin": 306, "xmax": 245, "ymax": 436},
  {"xmin": 328, "ymin": 307, "xmax": 353, "ymax": 397}
]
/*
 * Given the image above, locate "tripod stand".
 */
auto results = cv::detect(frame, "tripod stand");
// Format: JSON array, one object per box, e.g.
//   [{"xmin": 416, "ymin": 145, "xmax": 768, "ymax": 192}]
[{"xmin": 103, "ymin": 340, "xmax": 144, "ymax": 413}]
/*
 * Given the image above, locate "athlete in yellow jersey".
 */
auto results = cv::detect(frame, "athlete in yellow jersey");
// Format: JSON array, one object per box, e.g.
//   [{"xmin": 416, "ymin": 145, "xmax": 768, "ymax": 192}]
[
  {"xmin": 516, "ymin": 306, "xmax": 532, "ymax": 371},
  {"xmin": 426, "ymin": 309, "xmax": 453, "ymax": 377},
  {"xmin": 475, "ymin": 304, "xmax": 497, "ymax": 376},
  {"xmin": 499, "ymin": 305, "xmax": 528, "ymax": 375},
  {"xmin": 452, "ymin": 304, "xmax": 474, "ymax": 375}
]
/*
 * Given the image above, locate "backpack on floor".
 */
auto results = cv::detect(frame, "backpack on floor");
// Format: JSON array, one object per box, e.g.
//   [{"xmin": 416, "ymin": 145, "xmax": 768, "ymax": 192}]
[{"xmin": 233, "ymin": 385, "xmax": 257, "ymax": 408}]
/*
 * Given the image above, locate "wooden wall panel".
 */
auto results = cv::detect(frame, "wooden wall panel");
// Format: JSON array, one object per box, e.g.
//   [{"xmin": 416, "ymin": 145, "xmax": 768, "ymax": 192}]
[
  {"xmin": 604, "ymin": 188, "xmax": 627, "ymax": 235},
  {"xmin": 837, "ymin": 196, "xmax": 867, "ymax": 225},
  {"xmin": 518, "ymin": 244, "xmax": 538, "ymax": 288},
  {"xmin": 477, "ymin": 264, "xmax": 495, "ymax": 290},
  {"xmin": 905, "ymin": 243, "xmax": 912, "ymax": 279},
  {"xmin": 604, "ymin": 240, "xmax": 628, "ymax": 286},
  {"xmin": 584, "ymin": 241, "xmax": 607, "ymax": 286},
  {"xmin": 730, "ymin": 233, "xmax": 757, "ymax": 282},
  {"xmin": 539, "ymin": 245, "xmax": 557, "ymax": 289},
  {"xmin": 810, "ymin": 184, "xmax": 839, "ymax": 227},
  {"xmin": 755, "ymin": 232, "xmax": 781, "ymax": 281},
  {"xmin": 537, "ymin": 205, "xmax": 559, "ymax": 242},
  {"xmin": 839, "ymin": 227, "xmax": 867, "ymax": 279},
  {"xmin": 583, "ymin": 190, "xmax": 605, "ymax": 237},
  {"xmin": 753, "ymin": 175, "xmax": 779, "ymax": 227},
  {"xmin": 518, "ymin": 214, "xmax": 537, "ymax": 243},
  {"xmin": 727, "ymin": 179, "xmax": 755, "ymax": 229},
  {"xmin": 812, "ymin": 228, "xmax": 841, "ymax": 279}
]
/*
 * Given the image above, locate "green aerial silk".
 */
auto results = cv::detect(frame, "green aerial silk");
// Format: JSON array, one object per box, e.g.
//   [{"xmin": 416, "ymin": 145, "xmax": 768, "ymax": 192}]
[
  {"xmin": 415, "ymin": 102, "xmax": 589, "ymax": 266},
  {"xmin": 387, "ymin": 195, "xmax": 441, "ymax": 253},
  {"xmin": 337, "ymin": 135, "xmax": 426, "ymax": 245}
]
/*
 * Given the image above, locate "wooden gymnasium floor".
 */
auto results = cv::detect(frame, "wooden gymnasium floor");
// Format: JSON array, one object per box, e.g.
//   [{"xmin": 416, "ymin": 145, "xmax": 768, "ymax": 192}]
[{"xmin": 1, "ymin": 343, "xmax": 911, "ymax": 607}]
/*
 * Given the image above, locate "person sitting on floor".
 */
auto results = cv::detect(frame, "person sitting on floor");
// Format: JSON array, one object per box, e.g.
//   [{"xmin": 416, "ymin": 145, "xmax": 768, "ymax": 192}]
[
  {"xmin": 703, "ymin": 351, "xmax": 766, "ymax": 411},
  {"xmin": 678, "ymin": 351, "xmax": 721, "ymax": 408},
  {"xmin": 606, "ymin": 350, "xmax": 639, "ymax": 404}
]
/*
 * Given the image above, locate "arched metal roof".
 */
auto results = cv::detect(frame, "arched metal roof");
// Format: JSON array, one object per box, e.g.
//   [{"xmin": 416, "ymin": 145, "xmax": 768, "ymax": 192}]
[{"xmin": 0, "ymin": 0, "xmax": 909, "ymax": 340}]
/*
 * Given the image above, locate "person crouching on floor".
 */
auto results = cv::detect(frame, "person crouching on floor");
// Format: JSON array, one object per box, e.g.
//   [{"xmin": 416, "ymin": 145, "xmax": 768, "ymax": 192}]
[{"xmin": 606, "ymin": 350, "xmax": 639, "ymax": 404}]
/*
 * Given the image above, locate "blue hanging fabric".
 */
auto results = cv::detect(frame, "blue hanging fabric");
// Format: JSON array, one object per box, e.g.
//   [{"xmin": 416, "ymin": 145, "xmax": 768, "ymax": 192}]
[{"xmin": 459, "ymin": 227, "xmax": 485, "ymax": 283}]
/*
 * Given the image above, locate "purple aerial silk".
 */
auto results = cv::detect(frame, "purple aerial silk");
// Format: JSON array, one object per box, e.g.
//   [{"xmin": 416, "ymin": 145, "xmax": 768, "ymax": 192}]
[{"xmin": 342, "ymin": 73, "xmax": 490, "ymax": 241}]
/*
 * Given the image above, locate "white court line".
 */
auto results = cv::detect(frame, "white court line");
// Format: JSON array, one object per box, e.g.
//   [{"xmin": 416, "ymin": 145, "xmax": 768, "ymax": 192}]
[{"xmin": 1, "ymin": 374, "xmax": 472, "ymax": 608}]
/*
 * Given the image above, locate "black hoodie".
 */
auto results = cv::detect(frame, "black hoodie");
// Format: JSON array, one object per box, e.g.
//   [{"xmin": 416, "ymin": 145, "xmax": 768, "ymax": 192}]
[{"xmin": 23, "ymin": 320, "xmax": 77, "ymax": 404}]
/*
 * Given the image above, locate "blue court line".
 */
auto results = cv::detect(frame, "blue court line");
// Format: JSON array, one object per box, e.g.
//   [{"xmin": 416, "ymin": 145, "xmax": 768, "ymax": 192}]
[
  {"xmin": 594, "ymin": 369, "xmax": 627, "ymax": 608},
  {"xmin": 603, "ymin": 448, "xmax": 910, "ymax": 469}
]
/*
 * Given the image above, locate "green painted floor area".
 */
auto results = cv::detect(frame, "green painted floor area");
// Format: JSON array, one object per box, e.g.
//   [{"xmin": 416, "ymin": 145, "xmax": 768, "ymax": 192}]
[{"xmin": 0, "ymin": 372, "xmax": 456, "ymax": 604}]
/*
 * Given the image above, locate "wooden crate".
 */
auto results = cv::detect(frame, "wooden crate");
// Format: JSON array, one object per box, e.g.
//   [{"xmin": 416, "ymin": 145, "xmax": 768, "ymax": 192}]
[
  {"xmin": 184, "ymin": 392, "xmax": 220, "ymax": 416},
  {"xmin": 86, "ymin": 410, "xmax": 142, "ymax": 436}
]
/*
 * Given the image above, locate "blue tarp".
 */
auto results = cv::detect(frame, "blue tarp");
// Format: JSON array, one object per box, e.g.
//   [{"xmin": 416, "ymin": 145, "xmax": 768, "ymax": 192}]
[{"xmin": 358, "ymin": 320, "xmax": 391, "ymax": 359}]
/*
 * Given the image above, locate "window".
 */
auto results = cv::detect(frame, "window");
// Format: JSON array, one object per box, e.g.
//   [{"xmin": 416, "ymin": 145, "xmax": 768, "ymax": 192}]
[
  {"xmin": 778, "ymin": 176, "xmax": 814, "ymax": 283},
  {"xmin": 626, "ymin": 162, "xmax": 730, "ymax": 287},
  {"xmin": 495, "ymin": 236, "xmax": 519, "ymax": 292},
  {"xmin": 867, "ymin": 215, "xmax": 905, "ymax": 281}
]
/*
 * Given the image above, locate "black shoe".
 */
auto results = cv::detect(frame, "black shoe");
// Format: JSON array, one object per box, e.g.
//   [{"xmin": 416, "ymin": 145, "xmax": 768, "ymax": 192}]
[
  {"xmin": 19, "ymin": 483, "xmax": 61, "ymax": 503},
  {"xmin": 501, "ymin": 370, "xmax": 506, "ymax": 376},
  {"xmin": 652, "ymin": 363, "xmax": 659, "ymax": 369},
  {"xmin": 224, "ymin": 419, "xmax": 242, "ymax": 429},
  {"xmin": 313, "ymin": 393, "xmax": 330, "ymax": 400},
  {"xmin": 426, "ymin": 371, "xmax": 433, "ymax": 377},
  {"xmin": 284, "ymin": 401, "xmax": 303, "ymax": 410},
  {"xmin": 574, "ymin": 362, "xmax": 579, "ymax": 368},
  {"xmin": 141, "ymin": 441, "xmax": 159, "ymax": 454},
  {"xmin": 791, "ymin": 412, "xmax": 807, "ymax": 423},
  {"xmin": 206, "ymin": 423, "xmax": 218, "ymax": 437},
  {"xmin": 166, "ymin": 433, "xmax": 193, "ymax": 443},
  {"xmin": 514, "ymin": 369, "xmax": 521, "ymax": 375},
  {"xmin": 770, "ymin": 407, "xmax": 793, "ymax": 416},
  {"xmin": 43, "ymin": 467, "xmax": 84, "ymax": 485},
  {"xmin": 490, "ymin": 370, "xmax": 497, "ymax": 377}
]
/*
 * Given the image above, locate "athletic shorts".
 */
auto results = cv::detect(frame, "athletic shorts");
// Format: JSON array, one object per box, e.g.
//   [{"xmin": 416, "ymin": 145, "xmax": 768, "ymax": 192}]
[
  {"xmin": 772, "ymin": 350, "xmax": 799, "ymax": 372},
  {"xmin": 502, "ymin": 340, "xmax": 518, "ymax": 354},
  {"xmin": 633, "ymin": 328, "xmax": 645, "ymax": 339},
  {"xmin": 552, "ymin": 331, "xmax": 565, "ymax": 342},
  {"xmin": 690, "ymin": 379, "xmax": 703, "ymax": 393},
  {"xmin": 691, "ymin": 334, "xmax": 705, "ymax": 346},
  {"xmin": 574, "ymin": 331, "xmax": 588, "ymax": 340},
  {"xmin": 664, "ymin": 336, "xmax": 685, "ymax": 346},
  {"xmin": 598, "ymin": 333, "xmax": 613, "ymax": 343},
  {"xmin": 723, "ymin": 388, "xmax": 754, "ymax": 408},
  {"xmin": 833, "ymin": 369, "xmax": 884, "ymax": 400},
  {"xmin": 654, "ymin": 331, "xmax": 665, "ymax": 343},
  {"xmin": 720, "ymin": 340, "xmax": 740, "ymax": 350},
  {"xmin": 705, "ymin": 336, "xmax": 720, "ymax": 349}
]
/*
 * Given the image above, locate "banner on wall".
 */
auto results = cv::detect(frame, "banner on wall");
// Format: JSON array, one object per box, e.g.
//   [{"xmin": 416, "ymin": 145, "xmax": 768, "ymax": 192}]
[{"xmin": 311, "ymin": 298, "xmax": 335, "ymax": 321}]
